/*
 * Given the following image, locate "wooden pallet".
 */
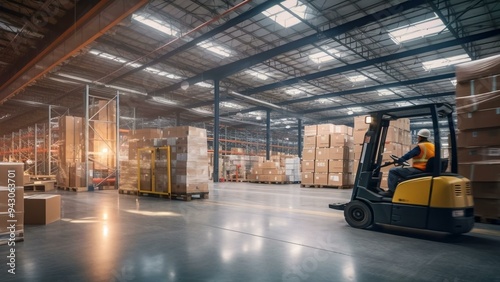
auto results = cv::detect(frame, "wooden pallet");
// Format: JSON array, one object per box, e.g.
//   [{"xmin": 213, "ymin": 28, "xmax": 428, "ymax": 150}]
[
  {"xmin": 57, "ymin": 186, "xmax": 88, "ymax": 192},
  {"xmin": 24, "ymin": 181, "xmax": 56, "ymax": 192},
  {"xmin": 171, "ymin": 192, "xmax": 209, "ymax": 201},
  {"xmin": 475, "ymin": 216, "xmax": 500, "ymax": 225},
  {"xmin": 226, "ymin": 179, "xmax": 249, "ymax": 182},
  {"xmin": 249, "ymin": 181, "xmax": 300, "ymax": 185},
  {"xmin": 118, "ymin": 188, "xmax": 138, "ymax": 195},
  {"xmin": 300, "ymin": 184, "xmax": 353, "ymax": 189},
  {"xmin": 0, "ymin": 230, "xmax": 24, "ymax": 246}
]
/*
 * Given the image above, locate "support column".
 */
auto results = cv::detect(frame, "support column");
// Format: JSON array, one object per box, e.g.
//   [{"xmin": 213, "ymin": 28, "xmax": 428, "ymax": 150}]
[
  {"xmin": 213, "ymin": 80, "xmax": 220, "ymax": 182},
  {"xmin": 175, "ymin": 112, "xmax": 181, "ymax": 126},
  {"xmin": 116, "ymin": 92, "xmax": 120, "ymax": 189},
  {"xmin": 298, "ymin": 118, "xmax": 302, "ymax": 158},
  {"xmin": 85, "ymin": 85, "xmax": 90, "ymax": 189},
  {"xmin": 34, "ymin": 124, "xmax": 38, "ymax": 175},
  {"xmin": 132, "ymin": 107, "xmax": 136, "ymax": 133},
  {"xmin": 48, "ymin": 105, "xmax": 52, "ymax": 174},
  {"xmin": 266, "ymin": 109, "xmax": 271, "ymax": 161}
]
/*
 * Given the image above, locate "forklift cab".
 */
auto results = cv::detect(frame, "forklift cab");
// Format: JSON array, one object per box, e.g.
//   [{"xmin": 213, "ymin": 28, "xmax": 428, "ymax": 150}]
[{"xmin": 330, "ymin": 103, "xmax": 474, "ymax": 234}]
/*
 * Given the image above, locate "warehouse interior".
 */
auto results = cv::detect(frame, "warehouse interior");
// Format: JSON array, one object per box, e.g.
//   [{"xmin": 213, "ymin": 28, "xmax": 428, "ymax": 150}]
[{"xmin": 1, "ymin": 0, "xmax": 500, "ymax": 280}]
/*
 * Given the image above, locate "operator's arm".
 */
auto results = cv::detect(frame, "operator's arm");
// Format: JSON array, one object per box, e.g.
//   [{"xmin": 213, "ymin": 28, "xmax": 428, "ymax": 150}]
[{"xmin": 400, "ymin": 146, "xmax": 421, "ymax": 162}]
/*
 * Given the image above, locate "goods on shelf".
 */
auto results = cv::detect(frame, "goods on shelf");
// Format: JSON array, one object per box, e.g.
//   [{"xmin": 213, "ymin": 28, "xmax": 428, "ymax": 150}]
[{"xmin": 455, "ymin": 54, "xmax": 500, "ymax": 220}]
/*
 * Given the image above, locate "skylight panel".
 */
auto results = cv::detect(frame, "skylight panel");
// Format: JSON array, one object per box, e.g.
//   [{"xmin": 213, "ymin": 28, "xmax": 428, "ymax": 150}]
[
  {"xmin": 144, "ymin": 67, "xmax": 181, "ymax": 79},
  {"xmin": 388, "ymin": 15, "xmax": 448, "ymax": 44},
  {"xmin": 198, "ymin": 41, "xmax": 232, "ymax": 57},
  {"xmin": 245, "ymin": 70, "xmax": 269, "ymax": 80},
  {"xmin": 221, "ymin": 102, "xmax": 243, "ymax": 109},
  {"xmin": 377, "ymin": 89, "xmax": 395, "ymax": 96},
  {"xmin": 309, "ymin": 48, "xmax": 340, "ymax": 64},
  {"xmin": 450, "ymin": 79, "xmax": 457, "ymax": 86},
  {"xmin": 421, "ymin": 54, "xmax": 471, "ymax": 71},
  {"xmin": 262, "ymin": 0, "xmax": 307, "ymax": 28},
  {"xmin": 132, "ymin": 14, "xmax": 179, "ymax": 36},
  {"xmin": 347, "ymin": 75, "xmax": 369, "ymax": 83},
  {"xmin": 285, "ymin": 89, "xmax": 302, "ymax": 95}
]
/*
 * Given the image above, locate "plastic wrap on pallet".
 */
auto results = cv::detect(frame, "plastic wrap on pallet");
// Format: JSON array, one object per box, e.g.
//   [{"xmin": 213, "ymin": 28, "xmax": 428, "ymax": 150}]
[{"xmin": 455, "ymin": 54, "xmax": 500, "ymax": 83}]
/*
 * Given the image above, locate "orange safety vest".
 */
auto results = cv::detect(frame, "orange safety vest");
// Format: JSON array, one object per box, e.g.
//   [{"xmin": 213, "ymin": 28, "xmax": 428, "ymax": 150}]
[{"xmin": 412, "ymin": 142, "xmax": 435, "ymax": 170}]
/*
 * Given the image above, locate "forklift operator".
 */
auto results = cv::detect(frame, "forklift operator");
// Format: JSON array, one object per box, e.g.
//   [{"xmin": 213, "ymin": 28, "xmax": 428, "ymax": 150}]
[{"xmin": 380, "ymin": 129, "xmax": 435, "ymax": 197}]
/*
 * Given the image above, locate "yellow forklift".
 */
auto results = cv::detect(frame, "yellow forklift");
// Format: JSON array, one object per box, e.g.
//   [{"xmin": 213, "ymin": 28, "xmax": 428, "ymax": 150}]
[{"xmin": 329, "ymin": 103, "xmax": 474, "ymax": 234}]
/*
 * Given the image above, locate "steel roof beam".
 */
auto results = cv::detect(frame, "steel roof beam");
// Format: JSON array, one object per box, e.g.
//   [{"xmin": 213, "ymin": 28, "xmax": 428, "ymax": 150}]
[
  {"xmin": 152, "ymin": 0, "xmax": 428, "ymax": 94},
  {"xmin": 107, "ymin": 0, "xmax": 284, "ymax": 85}
]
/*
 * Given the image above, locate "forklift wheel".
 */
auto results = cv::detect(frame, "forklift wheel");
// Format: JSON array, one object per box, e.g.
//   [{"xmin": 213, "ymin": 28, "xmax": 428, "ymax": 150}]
[{"xmin": 344, "ymin": 200, "xmax": 373, "ymax": 229}]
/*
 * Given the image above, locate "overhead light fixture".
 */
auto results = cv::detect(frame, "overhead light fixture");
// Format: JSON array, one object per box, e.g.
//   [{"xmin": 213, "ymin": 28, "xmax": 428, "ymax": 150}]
[
  {"xmin": 48, "ymin": 77, "xmax": 81, "ymax": 85},
  {"xmin": 450, "ymin": 79, "xmax": 457, "ymax": 86},
  {"xmin": 285, "ymin": 89, "xmax": 302, "ymax": 95},
  {"xmin": 106, "ymin": 85, "xmax": 147, "ymax": 95},
  {"xmin": 0, "ymin": 22, "xmax": 44, "ymax": 38},
  {"xmin": 422, "ymin": 54, "xmax": 471, "ymax": 71},
  {"xmin": 347, "ymin": 75, "xmax": 369, "ymax": 83},
  {"xmin": 256, "ymin": 116, "xmax": 262, "ymax": 120},
  {"xmin": 221, "ymin": 102, "xmax": 243, "ymax": 109},
  {"xmin": 285, "ymin": 125, "xmax": 291, "ymax": 129},
  {"xmin": 58, "ymin": 73, "xmax": 93, "ymax": 83},
  {"xmin": 347, "ymin": 110, "xmax": 354, "ymax": 115},
  {"xmin": 388, "ymin": 15, "xmax": 447, "ymax": 45},
  {"xmin": 0, "ymin": 114, "xmax": 11, "ymax": 120},
  {"xmin": 245, "ymin": 70, "xmax": 269, "ymax": 80},
  {"xmin": 309, "ymin": 48, "xmax": 340, "ymax": 64},
  {"xmin": 198, "ymin": 41, "xmax": 231, "ymax": 57},
  {"xmin": 144, "ymin": 67, "xmax": 181, "ymax": 79},
  {"xmin": 191, "ymin": 107, "xmax": 212, "ymax": 115},
  {"xmin": 262, "ymin": 0, "xmax": 307, "ymax": 28},
  {"xmin": 132, "ymin": 14, "xmax": 179, "ymax": 36},
  {"xmin": 150, "ymin": 96, "xmax": 177, "ymax": 105},
  {"xmin": 196, "ymin": 82, "xmax": 213, "ymax": 88},
  {"xmin": 377, "ymin": 89, "xmax": 395, "ymax": 96}
]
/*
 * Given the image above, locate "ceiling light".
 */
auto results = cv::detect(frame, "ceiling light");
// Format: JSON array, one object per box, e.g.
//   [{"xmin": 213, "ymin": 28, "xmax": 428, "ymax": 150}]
[
  {"xmin": 256, "ymin": 116, "xmax": 262, "ymax": 120},
  {"xmin": 144, "ymin": 67, "xmax": 181, "ymax": 79},
  {"xmin": 262, "ymin": 0, "xmax": 307, "ymax": 28},
  {"xmin": 57, "ymin": 73, "xmax": 93, "ymax": 83},
  {"xmin": 377, "ymin": 89, "xmax": 394, "ymax": 96},
  {"xmin": 196, "ymin": 82, "xmax": 213, "ymax": 88},
  {"xmin": 0, "ymin": 22, "xmax": 43, "ymax": 38},
  {"xmin": 388, "ymin": 15, "xmax": 447, "ymax": 45},
  {"xmin": 48, "ymin": 77, "xmax": 81, "ymax": 85},
  {"xmin": 245, "ymin": 70, "xmax": 269, "ymax": 80},
  {"xmin": 309, "ymin": 48, "xmax": 340, "ymax": 64},
  {"xmin": 0, "ymin": 114, "xmax": 11, "ymax": 120},
  {"xmin": 285, "ymin": 125, "xmax": 291, "ymax": 129},
  {"xmin": 150, "ymin": 96, "xmax": 177, "ymax": 105},
  {"xmin": 285, "ymin": 89, "xmax": 302, "ymax": 95},
  {"xmin": 347, "ymin": 110, "xmax": 353, "ymax": 115},
  {"xmin": 450, "ymin": 79, "xmax": 457, "ymax": 86},
  {"xmin": 347, "ymin": 75, "xmax": 369, "ymax": 83},
  {"xmin": 221, "ymin": 102, "xmax": 243, "ymax": 109},
  {"xmin": 132, "ymin": 14, "xmax": 179, "ymax": 36},
  {"xmin": 422, "ymin": 54, "xmax": 471, "ymax": 71},
  {"xmin": 106, "ymin": 85, "xmax": 147, "ymax": 95},
  {"xmin": 192, "ymin": 108, "xmax": 212, "ymax": 115},
  {"xmin": 198, "ymin": 41, "xmax": 231, "ymax": 57}
]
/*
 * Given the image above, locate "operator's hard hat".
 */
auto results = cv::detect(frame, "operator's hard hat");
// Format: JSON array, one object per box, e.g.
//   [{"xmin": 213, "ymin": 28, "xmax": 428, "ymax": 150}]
[{"xmin": 417, "ymin": 129, "xmax": 431, "ymax": 139}]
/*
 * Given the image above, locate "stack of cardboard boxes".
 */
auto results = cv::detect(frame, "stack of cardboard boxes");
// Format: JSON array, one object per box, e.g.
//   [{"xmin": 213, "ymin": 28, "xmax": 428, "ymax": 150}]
[
  {"xmin": 455, "ymin": 54, "xmax": 500, "ymax": 220},
  {"xmin": 284, "ymin": 157, "xmax": 301, "ymax": 183},
  {"xmin": 90, "ymin": 101, "xmax": 116, "ymax": 174},
  {"xmin": 134, "ymin": 126, "xmax": 209, "ymax": 195},
  {"xmin": 249, "ymin": 159, "xmax": 285, "ymax": 182},
  {"xmin": 56, "ymin": 116, "xmax": 87, "ymax": 188},
  {"xmin": 0, "ymin": 163, "xmax": 24, "ymax": 244},
  {"xmin": 301, "ymin": 124, "xmax": 355, "ymax": 187},
  {"xmin": 353, "ymin": 117, "xmax": 411, "ymax": 188}
]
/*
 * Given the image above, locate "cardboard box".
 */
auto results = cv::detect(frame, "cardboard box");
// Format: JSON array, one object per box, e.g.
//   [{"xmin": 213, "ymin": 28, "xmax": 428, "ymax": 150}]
[
  {"xmin": 330, "ymin": 134, "xmax": 353, "ymax": 147},
  {"xmin": 386, "ymin": 127, "xmax": 399, "ymax": 143},
  {"xmin": 354, "ymin": 116, "xmax": 370, "ymax": 131},
  {"xmin": 455, "ymin": 54, "xmax": 500, "ymax": 83},
  {"xmin": 353, "ymin": 130, "xmax": 366, "ymax": 144},
  {"xmin": 24, "ymin": 194, "xmax": 61, "ymax": 225},
  {"xmin": 316, "ymin": 135, "xmax": 330, "ymax": 148},
  {"xmin": 329, "ymin": 147, "xmax": 353, "ymax": 160},
  {"xmin": 458, "ymin": 162, "xmax": 500, "ymax": 182},
  {"xmin": 328, "ymin": 173, "xmax": 353, "ymax": 186},
  {"xmin": 471, "ymin": 182, "xmax": 500, "ymax": 199},
  {"xmin": 457, "ymin": 108, "xmax": 500, "ymax": 130},
  {"xmin": 304, "ymin": 135, "xmax": 316, "ymax": 147},
  {"xmin": 329, "ymin": 160, "xmax": 353, "ymax": 173},
  {"xmin": 473, "ymin": 198, "xmax": 500, "ymax": 218},
  {"xmin": 302, "ymin": 148, "xmax": 316, "ymax": 160},
  {"xmin": 304, "ymin": 125, "xmax": 317, "ymax": 136},
  {"xmin": 334, "ymin": 125, "xmax": 353, "ymax": 136},
  {"xmin": 457, "ymin": 147, "xmax": 500, "ymax": 162},
  {"xmin": 457, "ymin": 128, "xmax": 500, "ymax": 147},
  {"xmin": 314, "ymin": 173, "xmax": 328, "ymax": 185},
  {"xmin": 315, "ymin": 161, "xmax": 328, "ymax": 173},
  {"xmin": 163, "ymin": 126, "xmax": 207, "ymax": 138},
  {"xmin": 316, "ymin": 148, "xmax": 329, "ymax": 160},
  {"xmin": 302, "ymin": 161, "xmax": 315, "ymax": 172},
  {"xmin": 301, "ymin": 172, "xmax": 314, "ymax": 184},
  {"xmin": 317, "ymin": 124, "xmax": 335, "ymax": 134},
  {"xmin": 0, "ymin": 162, "xmax": 24, "ymax": 187},
  {"xmin": 456, "ymin": 86, "xmax": 500, "ymax": 114},
  {"xmin": 0, "ymin": 187, "xmax": 24, "ymax": 213}
]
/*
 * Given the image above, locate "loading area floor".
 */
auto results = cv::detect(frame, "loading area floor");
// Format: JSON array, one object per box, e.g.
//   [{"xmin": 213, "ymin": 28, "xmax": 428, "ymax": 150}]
[{"xmin": 2, "ymin": 182, "xmax": 500, "ymax": 281}]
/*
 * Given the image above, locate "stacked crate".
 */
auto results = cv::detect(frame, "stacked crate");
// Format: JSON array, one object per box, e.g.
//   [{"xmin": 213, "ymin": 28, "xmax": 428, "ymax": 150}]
[
  {"xmin": 301, "ymin": 124, "xmax": 354, "ymax": 187},
  {"xmin": 455, "ymin": 54, "xmax": 500, "ymax": 220},
  {"xmin": 0, "ymin": 163, "xmax": 24, "ymax": 244},
  {"xmin": 353, "ymin": 117, "xmax": 411, "ymax": 188},
  {"xmin": 285, "ymin": 157, "xmax": 301, "ymax": 183},
  {"xmin": 56, "ymin": 116, "xmax": 84, "ymax": 188}
]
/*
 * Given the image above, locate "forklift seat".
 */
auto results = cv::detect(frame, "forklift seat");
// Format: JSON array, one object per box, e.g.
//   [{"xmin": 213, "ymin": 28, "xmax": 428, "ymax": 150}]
[{"xmin": 404, "ymin": 157, "xmax": 449, "ymax": 181}]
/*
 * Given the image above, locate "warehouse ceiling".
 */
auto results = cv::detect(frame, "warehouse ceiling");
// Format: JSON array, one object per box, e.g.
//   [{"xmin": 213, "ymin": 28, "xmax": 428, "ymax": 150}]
[{"xmin": 0, "ymin": 0, "xmax": 499, "ymax": 137}]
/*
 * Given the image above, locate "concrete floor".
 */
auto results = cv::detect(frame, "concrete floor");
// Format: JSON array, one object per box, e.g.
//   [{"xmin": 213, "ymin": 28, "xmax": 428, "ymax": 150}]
[{"xmin": 2, "ymin": 182, "xmax": 500, "ymax": 282}]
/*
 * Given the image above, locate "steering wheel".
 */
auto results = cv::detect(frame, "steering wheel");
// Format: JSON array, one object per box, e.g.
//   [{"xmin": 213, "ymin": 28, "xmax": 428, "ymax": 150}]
[{"xmin": 390, "ymin": 155, "xmax": 410, "ymax": 167}]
